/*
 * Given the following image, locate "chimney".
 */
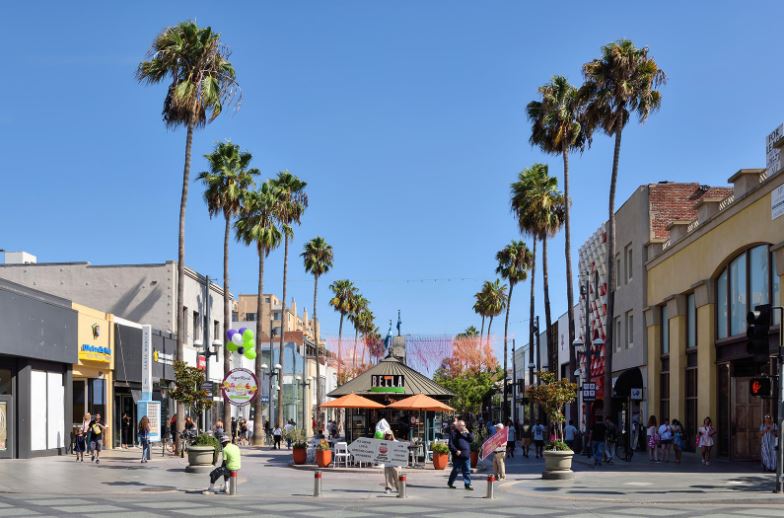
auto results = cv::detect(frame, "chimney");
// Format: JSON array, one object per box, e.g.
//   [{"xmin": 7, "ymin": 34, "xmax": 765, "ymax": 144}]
[
  {"xmin": 666, "ymin": 220, "xmax": 693, "ymax": 243},
  {"xmin": 728, "ymin": 169, "xmax": 766, "ymax": 199},
  {"xmin": 3, "ymin": 251, "xmax": 37, "ymax": 265}
]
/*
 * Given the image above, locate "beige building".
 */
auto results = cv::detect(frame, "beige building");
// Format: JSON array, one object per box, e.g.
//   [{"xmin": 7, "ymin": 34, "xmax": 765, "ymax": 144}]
[{"xmin": 233, "ymin": 293, "xmax": 320, "ymax": 345}]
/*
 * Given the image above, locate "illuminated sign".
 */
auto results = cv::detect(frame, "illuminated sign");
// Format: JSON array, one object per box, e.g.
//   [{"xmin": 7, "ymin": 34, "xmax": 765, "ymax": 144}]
[
  {"xmin": 79, "ymin": 344, "xmax": 111, "ymax": 363},
  {"xmin": 370, "ymin": 374, "xmax": 405, "ymax": 393}
]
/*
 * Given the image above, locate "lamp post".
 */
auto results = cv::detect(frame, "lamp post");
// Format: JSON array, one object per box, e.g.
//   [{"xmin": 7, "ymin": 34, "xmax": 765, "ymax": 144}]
[
  {"xmin": 263, "ymin": 363, "xmax": 282, "ymax": 432},
  {"xmin": 199, "ymin": 275, "xmax": 222, "ymax": 430},
  {"xmin": 295, "ymin": 375, "xmax": 312, "ymax": 433}
]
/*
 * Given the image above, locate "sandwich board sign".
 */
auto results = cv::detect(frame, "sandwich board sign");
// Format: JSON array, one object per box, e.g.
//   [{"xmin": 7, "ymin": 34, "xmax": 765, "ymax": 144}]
[{"xmin": 347, "ymin": 437, "xmax": 410, "ymax": 467}]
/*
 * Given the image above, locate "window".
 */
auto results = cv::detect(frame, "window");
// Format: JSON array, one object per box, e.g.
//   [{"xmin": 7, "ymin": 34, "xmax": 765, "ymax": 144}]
[
  {"xmin": 660, "ymin": 358, "xmax": 670, "ymax": 422},
  {"xmin": 247, "ymin": 312, "xmax": 257, "ymax": 322},
  {"xmin": 729, "ymin": 254, "xmax": 747, "ymax": 336},
  {"xmin": 750, "ymin": 245, "xmax": 770, "ymax": 307},
  {"xmin": 626, "ymin": 311, "xmax": 634, "ymax": 348},
  {"xmin": 685, "ymin": 364, "xmax": 698, "ymax": 451},
  {"xmin": 592, "ymin": 271, "xmax": 599, "ymax": 299},
  {"xmin": 687, "ymin": 293, "xmax": 697, "ymax": 349},
  {"xmin": 193, "ymin": 310, "xmax": 200, "ymax": 341},
  {"xmin": 182, "ymin": 307, "xmax": 189, "ymax": 339},
  {"xmin": 625, "ymin": 244, "xmax": 633, "ymax": 283},
  {"xmin": 774, "ymin": 254, "xmax": 781, "ymax": 326},
  {"xmin": 616, "ymin": 254, "xmax": 622, "ymax": 288},
  {"xmin": 273, "ymin": 311, "xmax": 281, "ymax": 321},
  {"xmin": 231, "ymin": 311, "xmax": 239, "ymax": 322},
  {"xmin": 265, "ymin": 297, "xmax": 271, "ymax": 303},
  {"xmin": 661, "ymin": 305, "xmax": 670, "ymax": 355},
  {"xmin": 214, "ymin": 320, "xmax": 220, "ymax": 341},
  {"xmin": 717, "ymin": 270, "xmax": 728, "ymax": 339},
  {"xmin": 615, "ymin": 317, "xmax": 622, "ymax": 351}
]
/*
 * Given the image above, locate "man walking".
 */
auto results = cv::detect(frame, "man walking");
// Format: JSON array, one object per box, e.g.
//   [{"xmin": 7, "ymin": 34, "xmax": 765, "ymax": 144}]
[
  {"xmin": 591, "ymin": 417, "xmax": 606, "ymax": 467},
  {"xmin": 447, "ymin": 420, "xmax": 473, "ymax": 491},
  {"xmin": 532, "ymin": 420, "xmax": 545, "ymax": 459},
  {"xmin": 564, "ymin": 420, "xmax": 578, "ymax": 452},
  {"xmin": 493, "ymin": 423, "xmax": 507, "ymax": 480}
]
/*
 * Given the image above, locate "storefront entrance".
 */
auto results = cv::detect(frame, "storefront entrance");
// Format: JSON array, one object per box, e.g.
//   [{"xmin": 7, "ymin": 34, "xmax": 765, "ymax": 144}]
[
  {"xmin": 731, "ymin": 377, "xmax": 766, "ymax": 460},
  {"xmin": 0, "ymin": 395, "xmax": 13, "ymax": 459}
]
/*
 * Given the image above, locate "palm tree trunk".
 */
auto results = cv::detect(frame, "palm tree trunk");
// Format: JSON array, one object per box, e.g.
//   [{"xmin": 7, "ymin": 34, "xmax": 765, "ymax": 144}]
[
  {"xmin": 223, "ymin": 214, "xmax": 232, "ymax": 430},
  {"xmin": 542, "ymin": 235, "xmax": 554, "ymax": 374},
  {"xmin": 479, "ymin": 316, "xmax": 486, "ymax": 355},
  {"xmin": 486, "ymin": 315, "xmax": 494, "ymax": 350},
  {"xmin": 253, "ymin": 244, "xmax": 266, "ymax": 445},
  {"xmin": 175, "ymin": 121, "xmax": 194, "ymax": 451},
  {"xmin": 352, "ymin": 328, "xmax": 359, "ymax": 369},
  {"xmin": 277, "ymin": 233, "xmax": 289, "ymax": 428},
  {"xmin": 337, "ymin": 314, "xmax": 344, "ymax": 382},
  {"xmin": 313, "ymin": 274, "xmax": 323, "ymax": 435},
  {"xmin": 528, "ymin": 238, "xmax": 537, "ymax": 420},
  {"xmin": 502, "ymin": 282, "xmax": 515, "ymax": 421},
  {"xmin": 563, "ymin": 148, "xmax": 578, "ymax": 420},
  {"xmin": 603, "ymin": 129, "xmax": 622, "ymax": 420}
]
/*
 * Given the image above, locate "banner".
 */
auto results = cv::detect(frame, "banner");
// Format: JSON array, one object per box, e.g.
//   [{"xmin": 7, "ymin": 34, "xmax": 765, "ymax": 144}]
[
  {"xmin": 480, "ymin": 429, "xmax": 507, "ymax": 461},
  {"xmin": 136, "ymin": 400, "xmax": 161, "ymax": 442},
  {"xmin": 222, "ymin": 368, "xmax": 259, "ymax": 407},
  {"xmin": 348, "ymin": 437, "xmax": 410, "ymax": 467}
]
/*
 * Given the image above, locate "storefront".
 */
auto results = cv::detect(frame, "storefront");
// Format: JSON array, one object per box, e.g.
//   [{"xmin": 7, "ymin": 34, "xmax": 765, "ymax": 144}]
[
  {"xmin": 0, "ymin": 278, "xmax": 77, "ymax": 459},
  {"xmin": 71, "ymin": 303, "xmax": 114, "ymax": 449}
]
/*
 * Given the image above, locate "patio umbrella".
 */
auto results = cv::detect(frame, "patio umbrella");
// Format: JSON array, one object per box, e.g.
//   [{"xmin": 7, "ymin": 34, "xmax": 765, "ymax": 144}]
[
  {"xmin": 386, "ymin": 393, "xmax": 455, "ymax": 412},
  {"xmin": 320, "ymin": 393, "xmax": 385, "ymax": 409}
]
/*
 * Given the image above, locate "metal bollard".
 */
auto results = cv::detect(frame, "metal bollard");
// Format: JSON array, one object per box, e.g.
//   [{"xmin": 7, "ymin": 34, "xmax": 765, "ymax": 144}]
[
  {"xmin": 314, "ymin": 470, "xmax": 322, "ymax": 497},
  {"xmin": 485, "ymin": 474, "xmax": 495, "ymax": 499},
  {"xmin": 397, "ymin": 474, "xmax": 407, "ymax": 499},
  {"xmin": 228, "ymin": 471, "xmax": 238, "ymax": 496}
]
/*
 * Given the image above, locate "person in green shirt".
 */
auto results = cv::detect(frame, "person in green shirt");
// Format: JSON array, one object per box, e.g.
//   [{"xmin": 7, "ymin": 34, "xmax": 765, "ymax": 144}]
[{"xmin": 205, "ymin": 435, "xmax": 241, "ymax": 494}]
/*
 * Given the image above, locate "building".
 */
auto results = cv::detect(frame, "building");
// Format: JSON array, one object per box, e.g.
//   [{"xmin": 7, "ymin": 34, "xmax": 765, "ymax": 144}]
[
  {"xmin": 233, "ymin": 293, "xmax": 320, "ymax": 344},
  {"xmin": 577, "ymin": 182, "xmax": 732, "ymax": 434},
  {"xmin": 646, "ymin": 131, "xmax": 784, "ymax": 459},
  {"xmin": 0, "ymin": 278, "xmax": 77, "ymax": 459}
]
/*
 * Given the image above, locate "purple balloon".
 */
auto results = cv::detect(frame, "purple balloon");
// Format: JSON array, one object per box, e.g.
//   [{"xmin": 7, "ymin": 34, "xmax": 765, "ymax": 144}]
[
  {"xmin": 226, "ymin": 329, "xmax": 237, "ymax": 341},
  {"xmin": 238, "ymin": 327, "xmax": 247, "ymax": 335}
]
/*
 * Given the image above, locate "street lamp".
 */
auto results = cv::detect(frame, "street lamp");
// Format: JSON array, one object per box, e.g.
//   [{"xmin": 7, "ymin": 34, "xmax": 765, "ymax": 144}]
[
  {"xmin": 295, "ymin": 375, "xmax": 312, "ymax": 433},
  {"xmin": 262, "ymin": 363, "xmax": 282, "ymax": 432}
]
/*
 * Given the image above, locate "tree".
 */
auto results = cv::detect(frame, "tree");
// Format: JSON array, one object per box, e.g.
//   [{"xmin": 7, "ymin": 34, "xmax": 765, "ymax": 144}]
[
  {"xmin": 329, "ymin": 279, "xmax": 359, "ymax": 382},
  {"xmin": 527, "ymin": 75, "xmax": 588, "ymax": 389},
  {"xmin": 348, "ymin": 294, "xmax": 369, "ymax": 368},
  {"xmin": 137, "ymin": 21, "xmax": 238, "ymax": 432},
  {"xmin": 236, "ymin": 181, "xmax": 282, "ymax": 444},
  {"xmin": 364, "ymin": 328, "xmax": 385, "ymax": 364},
  {"xmin": 526, "ymin": 371, "xmax": 577, "ymax": 445},
  {"xmin": 473, "ymin": 288, "xmax": 488, "ymax": 348},
  {"xmin": 302, "ymin": 236, "xmax": 334, "ymax": 433},
  {"xmin": 496, "ymin": 241, "xmax": 533, "ymax": 420},
  {"xmin": 198, "ymin": 141, "xmax": 258, "ymax": 428},
  {"xmin": 481, "ymin": 279, "xmax": 507, "ymax": 351},
  {"xmin": 171, "ymin": 360, "xmax": 213, "ymax": 418},
  {"xmin": 581, "ymin": 40, "xmax": 665, "ymax": 417},
  {"xmin": 270, "ymin": 171, "xmax": 308, "ymax": 427},
  {"xmin": 434, "ymin": 366, "xmax": 504, "ymax": 418},
  {"xmin": 439, "ymin": 326, "xmax": 498, "ymax": 378}
]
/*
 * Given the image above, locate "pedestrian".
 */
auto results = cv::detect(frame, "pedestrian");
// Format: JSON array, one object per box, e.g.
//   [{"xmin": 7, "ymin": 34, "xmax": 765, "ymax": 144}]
[
  {"xmin": 231, "ymin": 417, "xmax": 238, "ymax": 442},
  {"xmin": 239, "ymin": 418, "xmax": 249, "ymax": 446},
  {"xmin": 671, "ymin": 419, "xmax": 684, "ymax": 464},
  {"xmin": 284, "ymin": 420, "xmax": 295, "ymax": 449},
  {"xmin": 590, "ymin": 417, "xmax": 606, "ymax": 467},
  {"xmin": 81, "ymin": 412, "xmax": 92, "ymax": 455},
  {"xmin": 382, "ymin": 431, "xmax": 401, "ymax": 495},
  {"xmin": 214, "ymin": 420, "xmax": 225, "ymax": 439},
  {"xmin": 604, "ymin": 417, "xmax": 617, "ymax": 464},
  {"xmin": 646, "ymin": 415, "xmax": 659, "ymax": 463},
  {"xmin": 447, "ymin": 420, "xmax": 473, "ymax": 490},
  {"xmin": 658, "ymin": 418, "xmax": 673, "ymax": 462},
  {"xmin": 521, "ymin": 420, "xmax": 532, "ymax": 458},
  {"xmin": 697, "ymin": 416, "xmax": 716, "ymax": 466},
  {"xmin": 204, "ymin": 435, "xmax": 241, "ymax": 494},
  {"xmin": 273, "ymin": 423, "xmax": 283, "ymax": 450},
  {"xmin": 138, "ymin": 416, "xmax": 151, "ymax": 463},
  {"xmin": 564, "ymin": 420, "xmax": 578, "ymax": 452},
  {"xmin": 121, "ymin": 412, "xmax": 132, "ymax": 449},
  {"xmin": 74, "ymin": 428, "xmax": 86, "ymax": 462},
  {"xmin": 760, "ymin": 414, "xmax": 778, "ymax": 472},
  {"xmin": 493, "ymin": 423, "xmax": 507, "ymax": 480},
  {"xmin": 505, "ymin": 419, "xmax": 516, "ymax": 458},
  {"xmin": 169, "ymin": 414, "xmax": 178, "ymax": 453},
  {"xmin": 89, "ymin": 414, "xmax": 108, "ymax": 464},
  {"xmin": 532, "ymin": 420, "xmax": 545, "ymax": 459}
]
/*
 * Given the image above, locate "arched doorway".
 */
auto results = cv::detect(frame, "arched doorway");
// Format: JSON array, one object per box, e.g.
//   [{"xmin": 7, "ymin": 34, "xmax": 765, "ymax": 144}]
[{"xmin": 613, "ymin": 367, "xmax": 644, "ymax": 451}]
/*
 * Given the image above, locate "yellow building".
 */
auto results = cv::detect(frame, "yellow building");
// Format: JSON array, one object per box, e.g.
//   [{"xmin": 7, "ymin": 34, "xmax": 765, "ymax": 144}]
[
  {"xmin": 72, "ymin": 303, "xmax": 114, "ymax": 449},
  {"xmin": 646, "ymin": 166, "xmax": 784, "ymax": 460}
]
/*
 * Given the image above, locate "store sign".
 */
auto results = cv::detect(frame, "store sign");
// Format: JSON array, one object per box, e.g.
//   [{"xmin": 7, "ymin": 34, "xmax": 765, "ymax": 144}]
[
  {"xmin": 370, "ymin": 374, "xmax": 405, "ymax": 393},
  {"xmin": 154, "ymin": 351, "xmax": 174, "ymax": 365},
  {"xmin": 196, "ymin": 354, "xmax": 206, "ymax": 370},
  {"xmin": 348, "ymin": 437, "xmax": 409, "ymax": 466},
  {"xmin": 772, "ymin": 184, "xmax": 784, "ymax": 221},
  {"xmin": 582, "ymin": 382, "xmax": 597, "ymax": 402},
  {"xmin": 630, "ymin": 388, "xmax": 643, "ymax": 400},
  {"xmin": 222, "ymin": 368, "xmax": 259, "ymax": 406},
  {"xmin": 141, "ymin": 325, "xmax": 152, "ymax": 397},
  {"xmin": 79, "ymin": 344, "xmax": 111, "ymax": 363},
  {"xmin": 767, "ymin": 123, "xmax": 784, "ymax": 178}
]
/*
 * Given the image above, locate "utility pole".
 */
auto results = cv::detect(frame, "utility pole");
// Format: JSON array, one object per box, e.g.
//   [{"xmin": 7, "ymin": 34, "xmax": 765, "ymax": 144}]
[{"xmin": 768, "ymin": 306, "xmax": 784, "ymax": 493}]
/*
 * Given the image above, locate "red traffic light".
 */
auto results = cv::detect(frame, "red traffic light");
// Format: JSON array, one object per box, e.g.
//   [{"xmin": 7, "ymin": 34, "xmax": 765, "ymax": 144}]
[{"xmin": 750, "ymin": 377, "xmax": 771, "ymax": 397}]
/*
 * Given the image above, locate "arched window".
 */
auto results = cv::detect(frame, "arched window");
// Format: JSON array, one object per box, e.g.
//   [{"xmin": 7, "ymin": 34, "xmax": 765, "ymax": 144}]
[{"xmin": 716, "ymin": 244, "xmax": 780, "ymax": 339}]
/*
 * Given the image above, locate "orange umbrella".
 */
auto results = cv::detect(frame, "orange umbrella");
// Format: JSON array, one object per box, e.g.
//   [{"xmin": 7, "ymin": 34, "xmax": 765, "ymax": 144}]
[
  {"xmin": 320, "ymin": 393, "xmax": 386, "ymax": 409},
  {"xmin": 386, "ymin": 394, "xmax": 455, "ymax": 412}
]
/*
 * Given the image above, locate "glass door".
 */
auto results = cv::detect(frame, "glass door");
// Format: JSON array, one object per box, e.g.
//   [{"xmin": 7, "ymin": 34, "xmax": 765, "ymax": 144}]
[{"xmin": 0, "ymin": 395, "xmax": 12, "ymax": 459}]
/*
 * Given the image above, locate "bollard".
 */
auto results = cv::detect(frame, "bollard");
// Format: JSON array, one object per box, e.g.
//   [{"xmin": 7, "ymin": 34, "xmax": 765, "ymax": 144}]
[
  {"xmin": 397, "ymin": 474, "xmax": 407, "ymax": 499},
  {"xmin": 228, "ymin": 471, "xmax": 238, "ymax": 496},
  {"xmin": 314, "ymin": 470, "xmax": 322, "ymax": 497},
  {"xmin": 485, "ymin": 474, "xmax": 495, "ymax": 499}
]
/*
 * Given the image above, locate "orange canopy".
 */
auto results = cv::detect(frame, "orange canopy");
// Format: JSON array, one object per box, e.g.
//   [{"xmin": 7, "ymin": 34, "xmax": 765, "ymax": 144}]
[
  {"xmin": 320, "ymin": 393, "xmax": 386, "ymax": 409},
  {"xmin": 386, "ymin": 394, "xmax": 455, "ymax": 412}
]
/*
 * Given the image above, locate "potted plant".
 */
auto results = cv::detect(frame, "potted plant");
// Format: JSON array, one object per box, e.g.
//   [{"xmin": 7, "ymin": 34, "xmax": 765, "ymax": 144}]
[
  {"xmin": 290, "ymin": 429, "xmax": 308, "ymax": 465},
  {"xmin": 527, "ymin": 371, "xmax": 578, "ymax": 480},
  {"xmin": 431, "ymin": 441, "xmax": 450, "ymax": 470},
  {"xmin": 316, "ymin": 439, "xmax": 333, "ymax": 467},
  {"xmin": 186, "ymin": 433, "xmax": 221, "ymax": 473}
]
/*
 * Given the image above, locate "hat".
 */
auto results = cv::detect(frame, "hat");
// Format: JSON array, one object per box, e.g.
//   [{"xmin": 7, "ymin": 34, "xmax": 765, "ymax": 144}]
[{"xmin": 220, "ymin": 434, "xmax": 231, "ymax": 445}]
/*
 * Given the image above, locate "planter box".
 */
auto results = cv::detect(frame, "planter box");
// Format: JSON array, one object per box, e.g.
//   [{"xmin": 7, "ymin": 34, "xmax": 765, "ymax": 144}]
[
  {"xmin": 316, "ymin": 449, "xmax": 333, "ymax": 468},
  {"xmin": 186, "ymin": 445, "xmax": 216, "ymax": 473},
  {"xmin": 542, "ymin": 449, "xmax": 574, "ymax": 480},
  {"xmin": 432, "ymin": 452, "xmax": 448, "ymax": 470},
  {"xmin": 292, "ymin": 447, "xmax": 307, "ymax": 465}
]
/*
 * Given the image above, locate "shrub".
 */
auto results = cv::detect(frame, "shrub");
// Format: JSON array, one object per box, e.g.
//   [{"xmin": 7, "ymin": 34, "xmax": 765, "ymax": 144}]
[
  {"xmin": 545, "ymin": 440, "xmax": 571, "ymax": 452},
  {"xmin": 318, "ymin": 439, "xmax": 331, "ymax": 451},
  {"xmin": 431, "ymin": 442, "xmax": 450, "ymax": 454},
  {"xmin": 194, "ymin": 433, "xmax": 221, "ymax": 449},
  {"xmin": 290, "ymin": 428, "xmax": 308, "ymax": 449}
]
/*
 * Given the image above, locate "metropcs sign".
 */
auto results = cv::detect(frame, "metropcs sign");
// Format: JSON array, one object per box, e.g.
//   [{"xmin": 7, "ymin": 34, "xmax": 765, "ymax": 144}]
[{"xmin": 79, "ymin": 344, "xmax": 111, "ymax": 363}]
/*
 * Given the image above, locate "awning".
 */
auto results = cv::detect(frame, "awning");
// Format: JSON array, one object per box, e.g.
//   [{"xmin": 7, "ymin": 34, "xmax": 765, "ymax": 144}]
[
  {"xmin": 320, "ymin": 393, "xmax": 386, "ymax": 409},
  {"xmin": 386, "ymin": 394, "xmax": 455, "ymax": 412}
]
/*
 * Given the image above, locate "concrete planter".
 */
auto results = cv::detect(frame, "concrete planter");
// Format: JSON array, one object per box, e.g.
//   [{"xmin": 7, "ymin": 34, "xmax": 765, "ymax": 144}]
[
  {"xmin": 542, "ymin": 450, "xmax": 574, "ymax": 480},
  {"xmin": 186, "ymin": 446, "xmax": 216, "ymax": 473}
]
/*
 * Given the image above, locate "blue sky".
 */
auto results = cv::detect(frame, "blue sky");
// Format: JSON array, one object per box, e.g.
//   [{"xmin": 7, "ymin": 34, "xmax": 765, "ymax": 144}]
[{"xmin": 2, "ymin": 1, "xmax": 783, "ymax": 344}]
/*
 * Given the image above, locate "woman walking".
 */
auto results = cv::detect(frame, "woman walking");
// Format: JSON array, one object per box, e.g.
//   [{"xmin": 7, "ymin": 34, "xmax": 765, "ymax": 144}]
[
  {"xmin": 670, "ymin": 419, "xmax": 684, "ymax": 464},
  {"xmin": 272, "ymin": 423, "xmax": 283, "ymax": 450},
  {"xmin": 121, "ymin": 413, "xmax": 133, "ymax": 449},
  {"xmin": 138, "ymin": 416, "xmax": 151, "ymax": 463},
  {"xmin": 760, "ymin": 414, "xmax": 778, "ymax": 472},
  {"xmin": 658, "ymin": 418, "xmax": 673, "ymax": 462},
  {"xmin": 81, "ymin": 412, "xmax": 92, "ymax": 455},
  {"xmin": 646, "ymin": 416, "xmax": 659, "ymax": 463},
  {"xmin": 697, "ymin": 417, "xmax": 717, "ymax": 466}
]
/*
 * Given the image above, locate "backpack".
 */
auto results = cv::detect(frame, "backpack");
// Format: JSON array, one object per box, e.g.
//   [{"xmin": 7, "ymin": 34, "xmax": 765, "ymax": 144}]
[{"xmin": 92, "ymin": 424, "xmax": 102, "ymax": 436}]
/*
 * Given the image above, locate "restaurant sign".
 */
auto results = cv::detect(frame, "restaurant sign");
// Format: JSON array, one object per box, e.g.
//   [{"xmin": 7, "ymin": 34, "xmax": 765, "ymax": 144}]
[
  {"xmin": 370, "ymin": 374, "xmax": 405, "ymax": 393},
  {"xmin": 222, "ymin": 368, "xmax": 259, "ymax": 406}
]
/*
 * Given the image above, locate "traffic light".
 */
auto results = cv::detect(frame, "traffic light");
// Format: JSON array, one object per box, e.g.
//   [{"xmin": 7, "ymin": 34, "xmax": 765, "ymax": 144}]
[
  {"xmin": 750, "ymin": 377, "xmax": 772, "ymax": 397},
  {"xmin": 747, "ymin": 304, "xmax": 772, "ymax": 358}
]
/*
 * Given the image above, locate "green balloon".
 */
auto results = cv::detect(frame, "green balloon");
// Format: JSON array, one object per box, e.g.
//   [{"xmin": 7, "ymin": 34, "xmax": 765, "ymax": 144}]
[
  {"xmin": 374, "ymin": 430, "xmax": 384, "ymax": 439},
  {"xmin": 226, "ymin": 341, "xmax": 238, "ymax": 353},
  {"xmin": 244, "ymin": 348, "xmax": 257, "ymax": 360},
  {"xmin": 242, "ymin": 329, "xmax": 254, "ymax": 341}
]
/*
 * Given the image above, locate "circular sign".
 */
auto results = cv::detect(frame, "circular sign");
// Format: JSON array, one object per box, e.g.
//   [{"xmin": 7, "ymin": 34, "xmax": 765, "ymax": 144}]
[{"xmin": 221, "ymin": 368, "xmax": 259, "ymax": 407}]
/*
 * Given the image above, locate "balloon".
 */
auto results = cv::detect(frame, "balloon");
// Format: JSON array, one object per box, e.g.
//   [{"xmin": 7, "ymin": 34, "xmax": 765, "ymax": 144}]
[
  {"xmin": 237, "ymin": 346, "xmax": 245, "ymax": 356},
  {"xmin": 244, "ymin": 348, "xmax": 257, "ymax": 360},
  {"xmin": 226, "ymin": 329, "xmax": 237, "ymax": 342},
  {"xmin": 231, "ymin": 333, "xmax": 243, "ymax": 346},
  {"xmin": 226, "ymin": 340, "xmax": 238, "ymax": 352},
  {"xmin": 238, "ymin": 327, "xmax": 247, "ymax": 335},
  {"xmin": 374, "ymin": 430, "xmax": 384, "ymax": 439}
]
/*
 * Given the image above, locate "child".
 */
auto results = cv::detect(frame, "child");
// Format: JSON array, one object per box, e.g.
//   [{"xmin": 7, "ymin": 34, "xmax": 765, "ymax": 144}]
[{"xmin": 74, "ymin": 428, "xmax": 86, "ymax": 462}]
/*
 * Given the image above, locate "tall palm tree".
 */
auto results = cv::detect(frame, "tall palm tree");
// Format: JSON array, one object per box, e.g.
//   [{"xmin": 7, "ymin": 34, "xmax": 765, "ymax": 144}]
[
  {"xmin": 137, "ymin": 21, "xmax": 238, "ymax": 434},
  {"xmin": 236, "ymin": 181, "xmax": 282, "ymax": 444},
  {"xmin": 473, "ymin": 287, "xmax": 488, "ymax": 351},
  {"xmin": 302, "ymin": 237, "xmax": 334, "ymax": 434},
  {"xmin": 582, "ymin": 40, "xmax": 665, "ymax": 417},
  {"xmin": 496, "ymin": 241, "xmax": 533, "ymax": 420},
  {"xmin": 527, "ymin": 75, "xmax": 588, "ymax": 384},
  {"xmin": 329, "ymin": 279, "xmax": 358, "ymax": 382},
  {"xmin": 482, "ymin": 279, "xmax": 507, "ymax": 353},
  {"xmin": 348, "ymin": 294, "xmax": 369, "ymax": 369},
  {"xmin": 198, "ymin": 141, "xmax": 259, "ymax": 428},
  {"xmin": 270, "ymin": 171, "xmax": 308, "ymax": 426},
  {"xmin": 355, "ymin": 308, "xmax": 375, "ymax": 367}
]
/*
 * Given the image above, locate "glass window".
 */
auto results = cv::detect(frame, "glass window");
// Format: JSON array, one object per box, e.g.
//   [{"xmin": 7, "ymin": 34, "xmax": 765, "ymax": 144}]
[
  {"xmin": 687, "ymin": 293, "xmax": 697, "ymax": 348},
  {"xmin": 193, "ymin": 310, "xmax": 200, "ymax": 340},
  {"xmin": 247, "ymin": 312, "xmax": 257, "ymax": 322},
  {"xmin": 0, "ymin": 401, "xmax": 6, "ymax": 451},
  {"xmin": 626, "ymin": 311, "xmax": 634, "ymax": 348},
  {"xmin": 774, "ymin": 253, "xmax": 781, "ymax": 326},
  {"xmin": 89, "ymin": 379, "xmax": 106, "ymax": 418},
  {"xmin": 661, "ymin": 305, "xmax": 670, "ymax": 355},
  {"xmin": 615, "ymin": 317, "xmax": 621, "ymax": 351},
  {"xmin": 72, "ymin": 379, "xmax": 86, "ymax": 426},
  {"xmin": 717, "ymin": 270, "xmax": 728, "ymax": 339},
  {"xmin": 729, "ymin": 254, "xmax": 747, "ymax": 336},
  {"xmin": 0, "ymin": 368, "xmax": 11, "ymax": 395},
  {"xmin": 616, "ymin": 255, "xmax": 621, "ymax": 288},
  {"xmin": 626, "ymin": 244, "xmax": 633, "ymax": 283},
  {"xmin": 750, "ymin": 245, "xmax": 770, "ymax": 308}
]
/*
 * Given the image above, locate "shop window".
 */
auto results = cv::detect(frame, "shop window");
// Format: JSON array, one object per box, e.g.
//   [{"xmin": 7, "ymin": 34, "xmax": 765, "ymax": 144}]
[
  {"xmin": 729, "ymin": 254, "xmax": 747, "ymax": 335},
  {"xmin": 90, "ymin": 379, "xmax": 106, "ymax": 418},
  {"xmin": 750, "ymin": 246, "xmax": 770, "ymax": 307},
  {"xmin": 660, "ymin": 358, "xmax": 670, "ymax": 422},
  {"xmin": 685, "ymin": 364, "xmax": 697, "ymax": 451},
  {"xmin": 687, "ymin": 293, "xmax": 697, "ymax": 349},
  {"xmin": 661, "ymin": 306, "xmax": 670, "ymax": 355},
  {"xmin": 717, "ymin": 271, "xmax": 728, "ymax": 339}
]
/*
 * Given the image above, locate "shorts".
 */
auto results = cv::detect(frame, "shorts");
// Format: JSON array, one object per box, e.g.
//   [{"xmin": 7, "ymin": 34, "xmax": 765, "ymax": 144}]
[
  {"xmin": 660, "ymin": 439, "xmax": 672, "ymax": 445},
  {"xmin": 90, "ymin": 439, "xmax": 103, "ymax": 452},
  {"xmin": 534, "ymin": 440, "xmax": 544, "ymax": 447}
]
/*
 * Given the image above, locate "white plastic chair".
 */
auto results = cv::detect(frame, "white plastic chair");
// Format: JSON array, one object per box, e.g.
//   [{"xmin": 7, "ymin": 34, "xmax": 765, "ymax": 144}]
[{"xmin": 334, "ymin": 441, "xmax": 350, "ymax": 468}]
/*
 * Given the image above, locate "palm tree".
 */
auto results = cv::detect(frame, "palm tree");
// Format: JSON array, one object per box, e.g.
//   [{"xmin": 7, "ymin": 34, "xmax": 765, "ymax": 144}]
[
  {"xmin": 473, "ymin": 287, "xmax": 488, "ymax": 350},
  {"xmin": 329, "ymin": 279, "xmax": 359, "ymax": 383},
  {"xmin": 302, "ymin": 237, "xmax": 334, "ymax": 434},
  {"xmin": 496, "ymin": 241, "xmax": 533, "ymax": 420},
  {"xmin": 198, "ymin": 141, "xmax": 258, "ymax": 428},
  {"xmin": 482, "ymin": 279, "xmax": 507, "ymax": 352},
  {"xmin": 137, "ymin": 21, "xmax": 238, "ymax": 435},
  {"xmin": 348, "ymin": 294, "xmax": 369, "ymax": 369},
  {"xmin": 236, "ymin": 181, "xmax": 282, "ymax": 444},
  {"xmin": 582, "ymin": 40, "xmax": 665, "ymax": 417},
  {"xmin": 269, "ymin": 171, "xmax": 308, "ymax": 426},
  {"xmin": 527, "ymin": 75, "xmax": 588, "ymax": 384},
  {"xmin": 355, "ymin": 308, "xmax": 375, "ymax": 367}
]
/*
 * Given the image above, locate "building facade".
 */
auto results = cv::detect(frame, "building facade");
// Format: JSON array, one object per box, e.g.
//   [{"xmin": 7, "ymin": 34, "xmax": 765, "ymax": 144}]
[{"xmin": 233, "ymin": 293, "xmax": 320, "ymax": 344}]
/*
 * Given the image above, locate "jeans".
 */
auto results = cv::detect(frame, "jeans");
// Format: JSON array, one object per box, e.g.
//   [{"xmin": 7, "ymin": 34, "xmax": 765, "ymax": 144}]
[
  {"xmin": 592, "ymin": 441, "xmax": 605, "ymax": 465},
  {"xmin": 141, "ymin": 440, "xmax": 150, "ymax": 461},
  {"xmin": 448, "ymin": 455, "xmax": 472, "ymax": 487}
]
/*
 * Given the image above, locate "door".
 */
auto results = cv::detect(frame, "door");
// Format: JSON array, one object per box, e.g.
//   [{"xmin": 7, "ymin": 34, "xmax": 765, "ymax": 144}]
[
  {"xmin": 0, "ymin": 395, "xmax": 13, "ymax": 459},
  {"xmin": 732, "ymin": 377, "xmax": 763, "ymax": 460},
  {"xmin": 115, "ymin": 394, "xmax": 136, "ymax": 447}
]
